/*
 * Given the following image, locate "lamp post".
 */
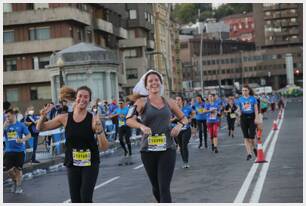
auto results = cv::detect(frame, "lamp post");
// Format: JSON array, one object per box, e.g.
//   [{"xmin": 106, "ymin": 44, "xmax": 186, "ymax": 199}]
[
  {"xmin": 198, "ymin": 9, "xmax": 204, "ymax": 97},
  {"xmin": 57, "ymin": 57, "xmax": 65, "ymax": 88}
]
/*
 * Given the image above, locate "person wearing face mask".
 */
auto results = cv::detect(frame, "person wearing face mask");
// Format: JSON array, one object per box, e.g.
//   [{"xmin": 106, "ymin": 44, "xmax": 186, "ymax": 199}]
[
  {"xmin": 127, "ymin": 70, "xmax": 188, "ymax": 203},
  {"xmin": 36, "ymin": 86, "xmax": 109, "ymax": 203},
  {"xmin": 24, "ymin": 106, "xmax": 40, "ymax": 163}
]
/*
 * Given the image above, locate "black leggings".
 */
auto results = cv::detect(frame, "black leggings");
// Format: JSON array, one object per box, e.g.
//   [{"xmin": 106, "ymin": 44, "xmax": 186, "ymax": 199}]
[
  {"xmin": 227, "ymin": 117, "xmax": 236, "ymax": 131},
  {"xmin": 141, "ymin": 149, "xmax": 176, "ymax": 203},
  {"xmin": 119, "ymin": 125, "xmax": 132, "ymax": 155},
  {"xmin": 197, "ymin": 120, "xmax": 208, "ymax": 146},
  {"xmin": 176, "ymin": 128, "xmax": 191, "ymax": 163},
  {"xmin": 67, "ymin": 164, "xmax": 99, "ymax": 203}
]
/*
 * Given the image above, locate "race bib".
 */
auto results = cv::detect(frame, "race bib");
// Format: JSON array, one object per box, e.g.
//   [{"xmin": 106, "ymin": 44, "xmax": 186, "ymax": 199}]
[
  {"xmin": 119, "ymin": 120, "xmax": 125, "ymax": 127},
  {"xmin": 148, "ymin": 134, "xmax": 167, "ymax": 152},
  {"xmin": 243, "ymin": 102, "xmax": 252, "ymax": 112},
  {"xmin": 72, "ymin": 149, "xmax": 91, "ymax": 167},
  {"xmin": 197, "ymin": 108, "xmax": 204, "ymax": 114},
  {"xmin": 230, "ymin": 113, "xmax": 236, "ymax": 119},
  {"xmin": 7, "ymin": 130, "xmax": 17, "ymax": 141},
  {"xmin": 209, "ymin": 112, "xmax": 217, "ymax": 120}
]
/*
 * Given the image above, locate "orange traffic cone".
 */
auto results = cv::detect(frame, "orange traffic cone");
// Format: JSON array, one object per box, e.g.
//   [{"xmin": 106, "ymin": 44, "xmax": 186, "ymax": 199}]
[
  {"xmin": 272, "ymin": 120, "xmax": 278, "ymax": 130},
  {"xmin": 255, "ymin": 139, "xmax": 267, "ymax": 163}
]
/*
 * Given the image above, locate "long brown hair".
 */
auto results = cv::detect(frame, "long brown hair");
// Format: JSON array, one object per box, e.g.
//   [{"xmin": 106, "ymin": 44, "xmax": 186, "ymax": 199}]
[{"xmin": 60, "ymin": 86, "xmax": 92, "ymax": 102}]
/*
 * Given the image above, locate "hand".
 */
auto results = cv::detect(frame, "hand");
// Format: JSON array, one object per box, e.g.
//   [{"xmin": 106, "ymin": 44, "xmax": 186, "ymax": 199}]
[
  {"xmin": 140, "ymin": 125, "xmax": 152, "ymax": 135},
  {"xmin": 171, "ymin": 124, "xmax": 182, "ymax": 137},
  {"xmin": 16, "ymin": 138, "xmax": 24, "ymax": 144},
  {"xmin": 3, "ymin": 119, "xmax": 9, "ymax": 129},
  {"xmin": 40, "ymin": 104, "xmax": 54, "ymax": 117},
  {"xmin": 94, "ymin": 115, "xmax": 103, "ymax": 133}
]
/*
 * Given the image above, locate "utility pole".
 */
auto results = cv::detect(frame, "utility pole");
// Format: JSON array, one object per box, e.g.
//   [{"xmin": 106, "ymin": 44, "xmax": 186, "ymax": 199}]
[
  {"xmin": 198, "ymin": 9, "xmax": 204, "ymax": 97},
  {"xmin": 218, "ymin": 31, "xmax": 222, "ymax": 96}
]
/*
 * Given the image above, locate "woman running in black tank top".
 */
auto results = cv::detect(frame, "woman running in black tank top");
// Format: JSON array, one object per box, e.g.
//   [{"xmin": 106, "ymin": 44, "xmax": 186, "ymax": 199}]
[{"xmin": 36, "ymin": 86, "xmax": 109, "ymax": 203}]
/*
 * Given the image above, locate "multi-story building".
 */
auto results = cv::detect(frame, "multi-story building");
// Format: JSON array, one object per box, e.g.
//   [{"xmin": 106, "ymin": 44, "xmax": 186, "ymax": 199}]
[
  {"xmin": 3, "ymin": 3, "xmax": 128, "ymax": 111},
  {"xmin": 222, "ymin": 12, "xmax": 255, "ymax": 42},
  {"xmin": 180, "ymin": 35, "xmax": 255, "ymax": 88},
  {"xmin": 253, "ymin": 3, "xmax": 303, "ymax": 48},
  {"xmin": 152, "ymin": 3, "xmax": 173, "ymax": 97},
  {"xmin": 191, "ymin": 45, "xmax": 302, "ymax": 91},
  {"xmin": 169, "ymin": 19, "xmax": 183, "ymax": 95},
  {"xmin": 116, "ymin": 4, "xmax": 155, "ymax": 95}
]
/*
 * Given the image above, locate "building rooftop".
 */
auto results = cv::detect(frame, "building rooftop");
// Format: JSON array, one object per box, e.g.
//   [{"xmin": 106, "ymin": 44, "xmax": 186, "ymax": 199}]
[{"xmin": 49, "ymin": 42, "xmax": 118, "ymax": 67}]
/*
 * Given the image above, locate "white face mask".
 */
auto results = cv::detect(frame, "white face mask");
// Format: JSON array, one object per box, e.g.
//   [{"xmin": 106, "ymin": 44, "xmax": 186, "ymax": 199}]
[{"xmin": 28, "ymin": 110, "xmax": 34, "ymax": 115}]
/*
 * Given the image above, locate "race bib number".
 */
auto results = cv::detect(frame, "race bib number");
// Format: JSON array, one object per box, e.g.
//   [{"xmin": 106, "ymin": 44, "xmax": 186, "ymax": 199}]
[
  {"xmin": 7, "ymin": 130, "xmax": 18, "ymax": 141},
  {"xmin": 230, "ymin": 113, "xmax": 236, "ymax": 119},
  {"xmin": 197, "ymin": 108, "xmax": 204, "ymax": 114},
  {"xmin": 148, "ymin": 134, "xmax": 167, "ymax": 151},
  {"xmin": 119, "ymin": 120, "xmax": 125, "ymax": 127},
  {"xmin": 243, "ymin": 102, "xmax": 252, "ymax": 112},
  {"xmin": 72, "ymin": 149, "xmax": 91, "ymax": 167}
]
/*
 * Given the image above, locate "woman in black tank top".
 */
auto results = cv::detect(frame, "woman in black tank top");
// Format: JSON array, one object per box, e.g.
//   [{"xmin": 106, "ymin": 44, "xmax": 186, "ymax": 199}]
[
  {"xmin": 36, "ymin": 86, "xmax": 109, "ymax": 203},
  {"xmin": 127, "ymin": 71, "xmax": 189, "ymax": 203}
]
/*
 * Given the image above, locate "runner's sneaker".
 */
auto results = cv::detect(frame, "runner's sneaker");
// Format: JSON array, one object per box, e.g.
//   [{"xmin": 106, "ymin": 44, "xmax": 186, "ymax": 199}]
[
  {"xmin": 214, "ymin": 147, "xmax": 219, "ymax": 153},
  {"xmin": 15, "ymin": 186, "xmax": 23, "ymax": 194},
  {"xmin": 10, "ymin": 183, "xmax": 16, "ymax": 193},
  {"xmin": 246, "ymin": 154, "xmax": 252, "ymax": 161}
]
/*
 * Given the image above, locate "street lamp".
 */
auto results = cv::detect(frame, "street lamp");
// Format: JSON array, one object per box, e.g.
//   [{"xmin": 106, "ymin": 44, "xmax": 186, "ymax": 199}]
[
  {"xmin": 198, "ymin": 9, "xmax": 204, "ymax": 97},
  {"xmin": 57, "ymin": 57, "xmax": 65, "ymax": 88}
]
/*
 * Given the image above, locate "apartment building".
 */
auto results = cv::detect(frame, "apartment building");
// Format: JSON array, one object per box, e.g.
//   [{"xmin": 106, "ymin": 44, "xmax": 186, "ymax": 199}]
[{"xmin": 3, "ymin": 3, "xmax": 128, "ymax": 110}]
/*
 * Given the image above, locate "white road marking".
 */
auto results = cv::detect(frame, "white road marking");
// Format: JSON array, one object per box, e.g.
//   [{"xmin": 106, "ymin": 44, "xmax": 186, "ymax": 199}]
[
  {"xmin": 133, "ymin": 164, "xmax": 144, "ymax": 170},
  {"xmin": 233, "ymin": 119, "xmax": 277, "ymax": 203},
  {"xmin": 249, "ymin": 111, "xmax": 285, "ymax": 203},
  {"xmin": 63, "ymin": 176, "xmax": 120, "ymax": 203}
]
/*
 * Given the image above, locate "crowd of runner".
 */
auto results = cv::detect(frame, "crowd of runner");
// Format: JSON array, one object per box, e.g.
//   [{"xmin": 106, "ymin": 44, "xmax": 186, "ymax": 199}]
[{"xmin": 3, "ymin": 70, "xmax": 286, "ymax": 202}]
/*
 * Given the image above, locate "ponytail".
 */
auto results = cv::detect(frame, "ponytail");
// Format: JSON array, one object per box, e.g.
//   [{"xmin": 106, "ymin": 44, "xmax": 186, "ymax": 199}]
[{"xmin": 60, "ymin": 86, "xmax": 76, "ymax": 102}]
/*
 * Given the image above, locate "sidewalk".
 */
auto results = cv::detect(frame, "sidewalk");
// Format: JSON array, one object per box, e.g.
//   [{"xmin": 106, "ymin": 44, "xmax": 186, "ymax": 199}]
[{"xmin": 3, "ymin": 135, "xmax": 142, "ymax": 182}]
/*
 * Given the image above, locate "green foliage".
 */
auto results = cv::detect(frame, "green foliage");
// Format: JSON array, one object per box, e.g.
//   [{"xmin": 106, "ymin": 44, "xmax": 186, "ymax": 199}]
[{"xmin": 172, "ymin": 3, "xmax": 253, "ymax": 23}]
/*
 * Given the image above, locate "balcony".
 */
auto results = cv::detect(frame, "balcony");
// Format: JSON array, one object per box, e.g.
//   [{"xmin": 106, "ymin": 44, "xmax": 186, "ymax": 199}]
[
  {"xmin": 119, "ymin": 37, "xmax": 147, "ymax": 48},
  {"xmin": 4, "ymin": 7, "xmax": 114, "ymax": 35},
  {"xmin": 4, "ymin": 37, "xmax": 74, "ymax": 55},
  {"xmin": 3, "ymin": 69, "xmax": 51, "ymax": 85}
]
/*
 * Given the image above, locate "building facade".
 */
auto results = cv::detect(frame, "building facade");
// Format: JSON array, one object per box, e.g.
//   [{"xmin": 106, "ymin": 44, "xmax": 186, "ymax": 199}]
[
  {"xmin": 253, "ymin": 3, "xmax": 303, "ymax": 48},
  {"xmin": 222, "ymin": 12, "xmax": 255, "ymax": 42},
  {"xmin": 3, "ymin": 3, "xmax": 128, "ymax": 111},
  {"xmin": 117, "ymin": 3, "xmax": 155, "ymax": 96}
]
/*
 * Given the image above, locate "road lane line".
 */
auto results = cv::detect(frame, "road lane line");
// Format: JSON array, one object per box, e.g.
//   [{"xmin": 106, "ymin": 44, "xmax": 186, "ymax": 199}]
[
  {"xmin": 233, "ymin": 124, "xmax": 275, "ymax": 203},
  {"xmin": 63, "ymin": 176, "xmax": 120, "ymax": 203},
  {"xmin": 133, "ymin": 164, "xmax": 144, "ymax": 170},
  {"xmin": 249, "ymin": 111, "xmax": 285, "ymax": 203}
]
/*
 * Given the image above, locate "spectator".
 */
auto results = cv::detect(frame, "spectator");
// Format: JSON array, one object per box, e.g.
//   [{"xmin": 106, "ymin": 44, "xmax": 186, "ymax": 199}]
[{"xmin": 24, "ymin": 106, "xmax": 40, "ymax": 163}]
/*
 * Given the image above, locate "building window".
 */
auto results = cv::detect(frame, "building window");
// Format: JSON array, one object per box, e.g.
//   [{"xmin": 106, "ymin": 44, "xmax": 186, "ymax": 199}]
[
  {"xmin": 151, "ymin": 15, "xmax": 154, "ymax": 24},
  {"xmin": 4, "ymin": 58, "xmax": 17, "ymax": 71},
  {"xmin": 34, "ymin": 3, "xmax": 49, "ymax": 10},
  {"xmin": 129, "ymin": 10, "xmax": 137, "ymax": 20},
  {"xmin": 126, "ymin": 68, "xmax": 138, "ymax": 79},
  {"xmin": 4, "ymin": 30, "xmax": 15, "ymax": 43},
  {"xmin": 290, "ymin": 18, "xmax": 297, "ymax": 22},
  {"xmin": 124, "ymin": 49, "xmax": 137, "ymax": 58},
  {"xmin": 4, "ymin": 3, "xmax": 12, "ymax": 12},
  {"xmin": 29, "ymin": 27, "xmax": 50, "ymax": 40},
  {"xmin": 6, "ymin": 88, "xmax": 19, "ymax": 102},
  {"xmin": 39, "ymin": 56, "xmax": 50, "ymax": 69},
  {"xmin": 30, "ymin": 86, "xmax": 51, "ymax": 100}
]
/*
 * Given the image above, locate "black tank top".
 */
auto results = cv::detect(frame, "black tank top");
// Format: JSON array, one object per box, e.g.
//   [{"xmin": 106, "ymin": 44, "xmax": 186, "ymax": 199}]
[{"xmin": 64, "ymin": 112, "xmax": 100, "ymax": 167}]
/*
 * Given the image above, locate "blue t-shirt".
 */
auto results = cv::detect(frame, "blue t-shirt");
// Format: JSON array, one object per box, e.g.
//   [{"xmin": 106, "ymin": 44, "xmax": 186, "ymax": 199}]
[
  {"xmin": 112, "ymin": 106, "xmax": 129, "ymax": 127},
  {"xmin": 4, "ymin": 121, "xmax": 30, "ymax": 152},
  {"xmin": 193, "ymin": 101, "xmax": 206, "ymax": 120},
  {"xmin": 238, "ymin": 96, "xmax": 257, "ymax": 114},
  {"xmin": 181, "ymin": 105, "xmax": 193, "ymax": 129},
  {"xmin": 205, "ymin": 102, "xmax": 221, "ymax": 123}
]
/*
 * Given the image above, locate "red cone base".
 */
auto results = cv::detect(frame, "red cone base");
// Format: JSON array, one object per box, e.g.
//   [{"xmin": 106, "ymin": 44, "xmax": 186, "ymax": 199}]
[{"xmin": 255, "ymin": 141, "xmax": 267, "ymax": 163}]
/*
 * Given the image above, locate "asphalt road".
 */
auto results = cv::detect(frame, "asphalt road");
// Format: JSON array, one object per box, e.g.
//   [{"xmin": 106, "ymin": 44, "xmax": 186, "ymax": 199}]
[{"xmin": 3, "ymin": 99, "xmax": 303, "ymax": 203}]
